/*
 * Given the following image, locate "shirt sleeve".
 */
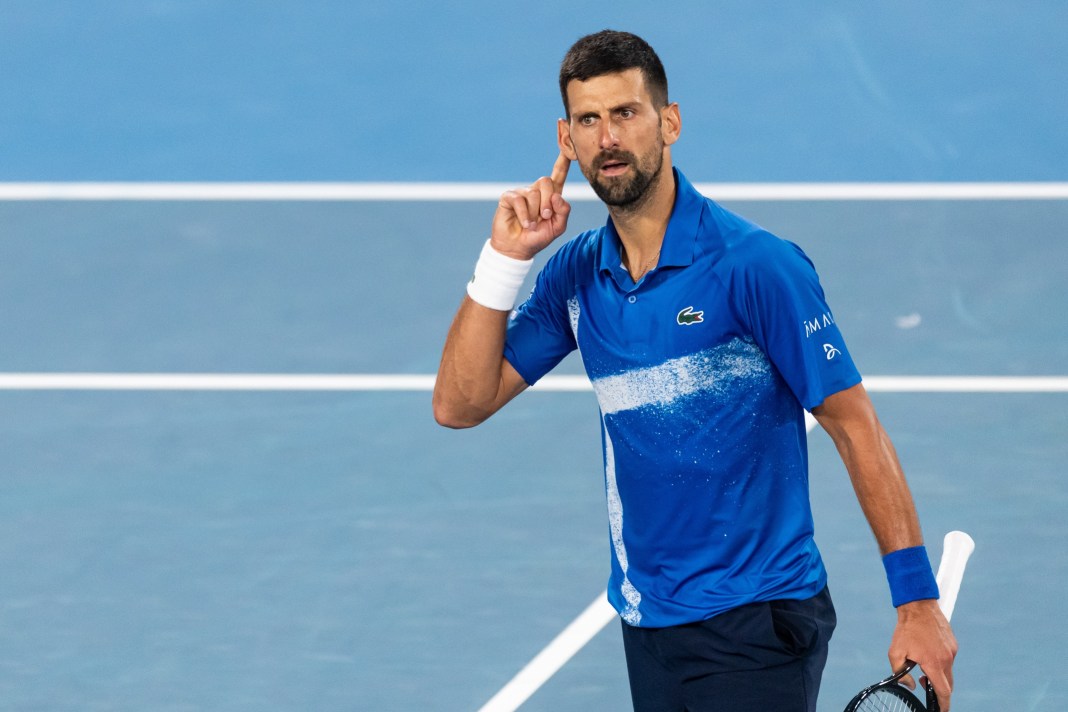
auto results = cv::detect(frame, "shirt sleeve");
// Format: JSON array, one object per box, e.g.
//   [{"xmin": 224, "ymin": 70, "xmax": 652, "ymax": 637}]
[
  {"xmin": 503, "ymin": 245, "xmax": 579, "ymax": 386},
  {"xmin": 725, "ymin": 232, "xmax": 862, "ymax": 410}
]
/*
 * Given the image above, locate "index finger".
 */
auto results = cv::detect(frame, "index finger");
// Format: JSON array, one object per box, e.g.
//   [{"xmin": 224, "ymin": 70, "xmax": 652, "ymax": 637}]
[{"xmin": 550, "ymin": 153, "xmax": 571, "ymax": 194}]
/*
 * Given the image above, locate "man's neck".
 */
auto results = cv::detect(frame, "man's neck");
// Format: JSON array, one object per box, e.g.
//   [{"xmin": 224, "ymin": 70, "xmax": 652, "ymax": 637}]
[{"xmin": 609, "ymin": 161, "xmax": 676, "ymax": 269}]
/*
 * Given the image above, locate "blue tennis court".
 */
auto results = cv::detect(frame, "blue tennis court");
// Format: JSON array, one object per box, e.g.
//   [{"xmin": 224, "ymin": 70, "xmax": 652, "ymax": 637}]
[{"xmin": 2, "ymin": 3, "xmax": 1066, "ymax": 711}]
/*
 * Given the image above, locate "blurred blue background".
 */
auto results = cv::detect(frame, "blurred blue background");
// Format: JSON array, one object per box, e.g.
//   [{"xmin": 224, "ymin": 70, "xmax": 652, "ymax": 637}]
[{"xmin": 2, "ymin": 1, "xmax": 1066, "ymax": 182}]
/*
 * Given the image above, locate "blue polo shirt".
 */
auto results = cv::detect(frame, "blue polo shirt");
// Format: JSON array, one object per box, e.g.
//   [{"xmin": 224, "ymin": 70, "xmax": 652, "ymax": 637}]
[{"xmin": 504, "ymin": 168, "xmax": 861, "ymax": 628}]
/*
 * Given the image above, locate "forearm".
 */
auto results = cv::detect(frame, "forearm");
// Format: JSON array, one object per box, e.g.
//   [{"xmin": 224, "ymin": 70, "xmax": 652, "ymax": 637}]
[
  {"xmin": 813, "ymin": 384, "xmax": 923, "ymax": 554},
  {"xmin": 837, "ymin": 422, "xmax": 922, "ymax": 554}
]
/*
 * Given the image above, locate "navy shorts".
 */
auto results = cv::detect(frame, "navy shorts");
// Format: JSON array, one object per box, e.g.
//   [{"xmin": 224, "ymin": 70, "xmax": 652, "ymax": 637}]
[{"xmin": 621, "ymin": 586, "xmax": 836, "ymax": 712}]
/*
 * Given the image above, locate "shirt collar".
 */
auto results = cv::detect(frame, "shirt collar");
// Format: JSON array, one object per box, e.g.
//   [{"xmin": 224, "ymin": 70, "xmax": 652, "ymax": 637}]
[{"xmin": 598, "ymin": 167, "xmax": 703, "ymax": 274}]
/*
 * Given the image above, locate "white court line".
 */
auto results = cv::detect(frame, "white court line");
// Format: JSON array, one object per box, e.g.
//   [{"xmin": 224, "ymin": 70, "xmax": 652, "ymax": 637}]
[
  {"xmin": 476, "ymin": 592, "xmax": 618, "ymax": 712},
  {"xmin": 0, "ymin": 373, "xmax": 1066, "ymax": 391},
  {"xmin": 864, "ymin": 376, "xmax": 1068, "ymax": 392},
  {"xmin": 0, "ymin": 373, "xmax": 436, "ymax": 391},
  {"xmin": 2, "ymin": 182, "xmax": 1068, "ymax": 201}
]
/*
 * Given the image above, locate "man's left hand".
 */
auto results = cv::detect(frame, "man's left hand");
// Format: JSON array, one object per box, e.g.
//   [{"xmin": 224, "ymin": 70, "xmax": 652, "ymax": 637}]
[{"xmin": 888, "ymin": 598, "xmax": 958, "ymax": 710}]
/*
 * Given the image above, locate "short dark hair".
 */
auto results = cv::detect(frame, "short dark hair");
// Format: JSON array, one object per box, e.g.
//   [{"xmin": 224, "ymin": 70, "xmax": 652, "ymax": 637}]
[{"xmin": 558, "ymin": 30, "xmax": 669, "ymax": 116}]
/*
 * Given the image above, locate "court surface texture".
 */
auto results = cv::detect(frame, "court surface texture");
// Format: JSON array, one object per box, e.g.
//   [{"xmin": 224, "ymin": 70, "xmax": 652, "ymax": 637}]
[{"xmin": 1, "ymin": 3, "xmax": 1065, "ymax": 711}]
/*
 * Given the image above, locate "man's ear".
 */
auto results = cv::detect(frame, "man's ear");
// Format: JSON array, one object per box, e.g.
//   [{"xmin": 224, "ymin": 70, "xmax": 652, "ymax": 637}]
[
  {"xmin": 661, "ymin": 102, "xmax": 681, "ymax": 147},
  {"xmin": 557, "ymin": 118, "xmax": 577, "ymax": 160}
]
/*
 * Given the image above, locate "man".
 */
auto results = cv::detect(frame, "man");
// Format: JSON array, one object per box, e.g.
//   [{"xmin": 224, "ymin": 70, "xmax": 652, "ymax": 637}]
[{"xmin": 433, "ymin": 30, "xmax": 957, "ymax": 712}]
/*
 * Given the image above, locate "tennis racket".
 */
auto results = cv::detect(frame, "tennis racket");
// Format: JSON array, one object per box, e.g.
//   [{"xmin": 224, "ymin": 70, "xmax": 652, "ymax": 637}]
[{"xmin": 843, "ymin": 530, "xmax": 975, "ymax": 712}]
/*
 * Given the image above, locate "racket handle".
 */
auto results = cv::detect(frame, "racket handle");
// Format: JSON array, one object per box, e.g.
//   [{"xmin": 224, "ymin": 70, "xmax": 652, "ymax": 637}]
[{"xmin": 934, "ymin": 530, "xmax": 975, "ymax": 622}]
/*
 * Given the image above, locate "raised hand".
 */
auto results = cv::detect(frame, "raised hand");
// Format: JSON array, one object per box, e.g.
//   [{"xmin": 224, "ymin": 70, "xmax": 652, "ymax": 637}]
[{"xmin": 490, "ymin": 153, "xmax": 571, "ymax": 260}]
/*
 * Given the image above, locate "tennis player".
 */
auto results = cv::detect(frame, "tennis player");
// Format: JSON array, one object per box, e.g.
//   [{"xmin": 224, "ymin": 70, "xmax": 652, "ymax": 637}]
[{"xmin": 433, "ymin": 30, "xmax": 957, "ymax": 712}]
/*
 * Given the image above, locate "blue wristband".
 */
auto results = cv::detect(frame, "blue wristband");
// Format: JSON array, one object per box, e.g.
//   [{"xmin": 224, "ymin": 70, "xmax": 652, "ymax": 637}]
[{"xmin": 882, "ymin": 545, "xmax": 939, "ymax": 607}]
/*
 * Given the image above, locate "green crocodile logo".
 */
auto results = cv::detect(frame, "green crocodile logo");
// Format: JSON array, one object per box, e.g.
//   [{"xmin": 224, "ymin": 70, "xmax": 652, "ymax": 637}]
[{"xmin": 677, "ymin": 306, "xmax": 704, "ymax": 325}]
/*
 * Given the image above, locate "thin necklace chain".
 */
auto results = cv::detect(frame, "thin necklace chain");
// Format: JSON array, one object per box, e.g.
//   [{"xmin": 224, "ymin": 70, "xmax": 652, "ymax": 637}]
[{"xmin": 630, "ymin": 248, "xmax": 661, "ymax": 281}]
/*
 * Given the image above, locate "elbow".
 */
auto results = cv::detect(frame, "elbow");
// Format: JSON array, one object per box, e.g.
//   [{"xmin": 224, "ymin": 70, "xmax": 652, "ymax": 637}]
[
  {"xmin": 433, "ymin": 407, "xmax": 480, "ymax": 430},
  {"xmin": 432, "ymin": 394, "xmax": 488, "ymax": 430}
]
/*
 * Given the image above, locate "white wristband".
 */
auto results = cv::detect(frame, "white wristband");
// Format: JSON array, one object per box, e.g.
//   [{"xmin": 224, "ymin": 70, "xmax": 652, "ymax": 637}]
[{"xmin": 466, "ymin": 239, "xmax": 534, "ymax": 311}]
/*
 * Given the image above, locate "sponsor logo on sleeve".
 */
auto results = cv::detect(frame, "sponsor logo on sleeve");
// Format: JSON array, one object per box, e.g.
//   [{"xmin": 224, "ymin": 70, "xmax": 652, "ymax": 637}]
[{"xmin": 803, "ymin": 311, "xmax": 836, "ymax": 338}]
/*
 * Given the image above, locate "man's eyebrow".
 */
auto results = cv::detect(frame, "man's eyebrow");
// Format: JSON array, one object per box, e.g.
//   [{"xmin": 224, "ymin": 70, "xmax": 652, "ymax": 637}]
[{"xmin": 571, "ymin": 102, "xmax": 641, "ymax": 119}]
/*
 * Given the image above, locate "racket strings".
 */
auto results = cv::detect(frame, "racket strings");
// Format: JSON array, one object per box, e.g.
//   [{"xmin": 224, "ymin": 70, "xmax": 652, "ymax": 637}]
[{"xmin": 854, "ymin": 688, "xmax": 924, "ymax": 712}]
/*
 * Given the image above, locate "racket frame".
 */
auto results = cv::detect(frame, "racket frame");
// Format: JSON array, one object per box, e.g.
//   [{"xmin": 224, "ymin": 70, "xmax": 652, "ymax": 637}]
[{"xmin": 842, "ymin": 660, "xmax": 934, "ymax": 712}]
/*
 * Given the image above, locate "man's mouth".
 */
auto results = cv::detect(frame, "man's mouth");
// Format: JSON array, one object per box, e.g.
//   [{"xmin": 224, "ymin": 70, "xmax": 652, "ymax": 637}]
[{"xmin": 598, "ymin": 159, "xmax": 630, "ymax": 177}]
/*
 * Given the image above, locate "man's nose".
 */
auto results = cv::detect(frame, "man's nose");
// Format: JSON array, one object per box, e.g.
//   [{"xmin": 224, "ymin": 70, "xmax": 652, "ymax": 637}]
[{"xmin": 599, "ymin": 122, "xmax": 620, "ymax": 149}]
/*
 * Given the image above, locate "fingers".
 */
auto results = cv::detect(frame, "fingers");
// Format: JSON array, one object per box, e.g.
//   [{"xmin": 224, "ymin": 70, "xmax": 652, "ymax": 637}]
[
  {"xmin": 550, "ymin": 152, "xmax": 571, "ymax": 194},
  {"xmin": 550, "ymin": 192, "xmax": 571, "ymax": 216},
  {"xmin": 888, "ymin": 651, "xmax": 954, "ymax": 709},
  {"xmin": 497, "ymin": 158, "xmax": 571, "ymax": 233},
  {"xmin": 490, "ymin": 155, "xmax": 572, "ymax": 257},
  {"xmin": 537, "ymin": 153, "xmax": 571, "ymax": 221},
  {"xmin": 887, "ymin": 644, "xmax": 911, "ymax": 679},
  {"xmin": 498, "ymin": 189, "xmax": 536, "ymax": 231},
  {"xmin": 498, "ymin": 177, "xmax": 556, "ymax": 231},
  {"xmin": 549, "ymin": 191, "xmax": 571, "ymax": 233},
  {"xmin": 924, "ymin": 666, "xmax": 954, "ymax": 711},
  {"xmin": 536, "ymin": 174, "xmax": 556, "ymax": 221}
]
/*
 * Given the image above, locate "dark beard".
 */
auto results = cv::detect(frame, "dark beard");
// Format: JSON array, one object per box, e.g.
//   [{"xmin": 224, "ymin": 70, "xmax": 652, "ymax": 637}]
[{"xmin": 585, "ymin": 148, "xmax": 664, "ymax": 210}]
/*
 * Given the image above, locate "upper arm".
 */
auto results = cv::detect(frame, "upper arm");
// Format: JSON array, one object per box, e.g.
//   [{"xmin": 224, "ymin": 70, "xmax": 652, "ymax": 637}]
[
  {"xmin": 810, "ymin": 381, "xmax": 879, "ymax": 442},
  {"xmin": 432, "ymin": 297, "xmax": 530, "ymax": 430},
  {"xmin": 498, "ymin": 357, "xmax": 531, "ymax": 407},
  {"xmin": 438, "ymin": 356, "xmax": 530, "ymax": 429}
]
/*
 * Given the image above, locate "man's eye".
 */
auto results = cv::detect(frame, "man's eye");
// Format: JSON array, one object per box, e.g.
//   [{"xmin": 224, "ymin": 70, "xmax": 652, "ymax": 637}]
[{"xmin": 580, "ymin": 116, "xmax": 596, "ymax": 126}]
